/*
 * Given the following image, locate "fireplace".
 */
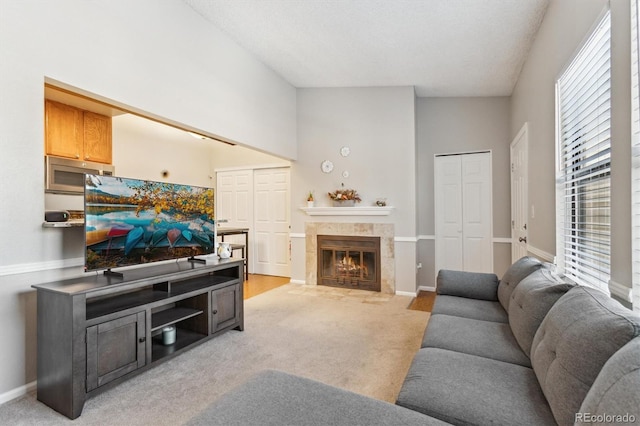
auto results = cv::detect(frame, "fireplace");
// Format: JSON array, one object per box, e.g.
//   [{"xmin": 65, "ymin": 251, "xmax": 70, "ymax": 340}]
[
  {"xmin": 305, "ymin": 223, "xmax": 394, "ymax": 294},
  {"xmin": 317, "ymin": 235, "xmax": 381, "ymax": 292}
]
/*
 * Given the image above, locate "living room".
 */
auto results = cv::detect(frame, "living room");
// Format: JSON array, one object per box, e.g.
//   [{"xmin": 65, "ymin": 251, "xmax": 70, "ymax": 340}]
[{"xmin": 1, "ymin": 0, "xmax": 638, "ymax": 423}]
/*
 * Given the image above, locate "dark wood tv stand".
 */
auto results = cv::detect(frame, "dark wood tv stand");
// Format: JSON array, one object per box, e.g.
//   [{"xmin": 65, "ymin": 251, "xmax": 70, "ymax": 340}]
[{"xmin": 32, "ymin": 258, "xmax": 244, "ymax": 419}]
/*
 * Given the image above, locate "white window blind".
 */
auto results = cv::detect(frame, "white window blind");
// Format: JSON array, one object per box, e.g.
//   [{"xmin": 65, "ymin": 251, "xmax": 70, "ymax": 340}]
[
  {"xmin": 632, "ymin": 0, "xmax": 640, "ymax": 311},
  {"xmin": 556, "ymin": 10, "xmax": 611, "ymax": 291}
]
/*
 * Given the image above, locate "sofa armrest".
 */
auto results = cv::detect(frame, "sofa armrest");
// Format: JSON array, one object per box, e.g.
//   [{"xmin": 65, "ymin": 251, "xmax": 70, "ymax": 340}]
[{"xmin": 436, "ymin": 270, "xmax": 499, "ymax": 301}]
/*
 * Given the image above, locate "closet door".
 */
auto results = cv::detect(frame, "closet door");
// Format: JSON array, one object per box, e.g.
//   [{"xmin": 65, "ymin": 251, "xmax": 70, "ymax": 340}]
[
  {"xmin": 460, "ymin": 153, "xmax": 493, "ymax": 272},
  {"xmin": 435, "ymin": 152, "xmax": 493, "ymax": 275},
  {"xmin": 253, "ymin": 168, "xmax": 291, "ymax": 277},
  {"xmin": 434, "ymin": 156, "xmax": 464, "ymax": 272},
  {"xmin": 216, "ymin": 170, "xmax": 254, "ymax": 271},
  {"xmin": 216, "ymin": 168, "xmax": 291, "ymax": 277}
]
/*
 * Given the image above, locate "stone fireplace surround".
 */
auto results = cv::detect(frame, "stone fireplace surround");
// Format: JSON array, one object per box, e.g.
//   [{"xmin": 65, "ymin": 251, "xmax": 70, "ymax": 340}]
[{"xmin": 305, "ymin": 222, "xmax": 395, "ymax": 294}]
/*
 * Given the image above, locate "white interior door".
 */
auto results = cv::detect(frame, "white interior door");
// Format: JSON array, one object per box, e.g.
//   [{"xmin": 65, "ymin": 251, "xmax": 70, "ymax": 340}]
[
  {"xmin": 253, "ymin": 168, "xmax": 291, "ymax": 277},
  {"xmin": 461, "ymin": 153, "xmax": 493, "ymax": 272},
  {"xmin": 435, "ymin": 152, "xmax": 493, "ymax": 276},
  {"xmin": 510, "ymin": 124, "xmax": 529, "ymax": 262},
  {"xmin": 434, "ymin": 156, "xmax": 464, "ymax": 272},
  {"xmin": 216, "ymin": 170, "xmax": 254, "ymax": 270}
]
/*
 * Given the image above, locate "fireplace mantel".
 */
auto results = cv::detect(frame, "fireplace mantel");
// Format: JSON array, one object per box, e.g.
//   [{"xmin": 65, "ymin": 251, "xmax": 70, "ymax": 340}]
[{"xmin": 300, "ymin": 206, "xmax": 394, "ymax": 216}]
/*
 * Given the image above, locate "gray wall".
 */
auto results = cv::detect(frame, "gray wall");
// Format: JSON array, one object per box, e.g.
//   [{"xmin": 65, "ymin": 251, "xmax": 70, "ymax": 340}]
[
  {"xmin": 290, "ymin": 87, "xmax": 418, "ymax": 293},
  {"xmin": 510, "ymin": 0, "xmax": 633, "ymax": 302},
  {"xmin": 416, "ymin": 97, "xmax": 513, "ymax": 288}
]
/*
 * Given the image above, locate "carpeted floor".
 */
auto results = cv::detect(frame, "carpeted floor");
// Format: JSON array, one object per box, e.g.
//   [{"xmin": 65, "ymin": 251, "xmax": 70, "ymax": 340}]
[{"xmin": 0, "ymin": 284, "xmax": 429, "ymax": 425}]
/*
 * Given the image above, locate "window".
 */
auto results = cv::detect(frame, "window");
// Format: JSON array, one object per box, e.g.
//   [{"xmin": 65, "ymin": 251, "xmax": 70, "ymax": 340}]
[{"xmin": 556, "ymin": 10, "xmax": 611, "ymax": 291}]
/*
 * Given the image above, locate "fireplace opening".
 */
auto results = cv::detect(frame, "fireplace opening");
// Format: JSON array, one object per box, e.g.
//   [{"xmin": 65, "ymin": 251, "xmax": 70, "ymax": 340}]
[{"xmin": 317, "ymin": 235, "xmax": 381, "ymax": 292}]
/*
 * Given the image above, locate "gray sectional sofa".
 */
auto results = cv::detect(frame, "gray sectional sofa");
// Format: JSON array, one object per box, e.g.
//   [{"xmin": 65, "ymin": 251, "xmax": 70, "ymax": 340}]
[
  {"xmin": 397, "ymin": 256, "xmax": 640, "ymax": 426},
  {"xmin": 188, "ymin": 257, "xmax": 640, "ymax": 426}
]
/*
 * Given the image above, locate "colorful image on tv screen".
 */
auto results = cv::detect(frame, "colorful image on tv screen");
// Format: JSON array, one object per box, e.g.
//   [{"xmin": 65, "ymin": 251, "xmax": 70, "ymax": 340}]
[{"xmin": 84, "ymin": 174, "xmax": 215, "ymax": 272}]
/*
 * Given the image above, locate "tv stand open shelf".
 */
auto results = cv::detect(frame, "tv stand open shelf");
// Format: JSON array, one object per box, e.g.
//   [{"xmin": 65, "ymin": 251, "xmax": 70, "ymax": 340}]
[
  {"xmin": 151, "ymin": 307, "xmax": 203, "ymax": 330},
  {"xmin": 32, "ymin": 258, "xmax": 244, "ymax": 419}
]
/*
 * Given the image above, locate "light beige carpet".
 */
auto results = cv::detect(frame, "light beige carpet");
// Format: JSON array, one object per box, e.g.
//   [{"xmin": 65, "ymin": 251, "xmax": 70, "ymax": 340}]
[{"xmin": 0, "ymin": 284, "xmax": 429, "ymax": 425}]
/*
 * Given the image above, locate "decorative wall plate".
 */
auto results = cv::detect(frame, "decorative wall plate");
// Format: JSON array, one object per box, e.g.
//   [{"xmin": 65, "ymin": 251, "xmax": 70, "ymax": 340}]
[
  {"xmin": 321, "ymin": 160, "xmax": 334, "ymax": 173},
  {"xmin": 342, "ymin": 170, "xmax": 350, "ymax": 178},
  {"xmin": 340, "ymin": 146, "xmax": 351, "ymax": 157}
]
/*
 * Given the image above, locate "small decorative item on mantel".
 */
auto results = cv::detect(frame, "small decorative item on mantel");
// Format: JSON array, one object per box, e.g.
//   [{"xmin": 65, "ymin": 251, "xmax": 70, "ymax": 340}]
[
  {"xmin": 307, "ymin": 191, "xmax": 315, "ymax": 208},
  {"xmin": 328, "ymin": 184, "xmax": 361, "ymax": 207}
]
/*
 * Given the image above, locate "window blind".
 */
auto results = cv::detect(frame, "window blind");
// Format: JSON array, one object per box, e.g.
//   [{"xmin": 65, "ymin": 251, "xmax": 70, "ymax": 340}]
[{"xmin": 556, "ymin": 10, "xmax": 611, "ymax": 291}]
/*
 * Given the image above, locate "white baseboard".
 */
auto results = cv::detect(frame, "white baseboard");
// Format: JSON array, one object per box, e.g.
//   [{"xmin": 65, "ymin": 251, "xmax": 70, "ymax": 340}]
[
  {"xmin": 526, "ymin": 245, "xmax": 555, "ymax": 263},
  {"xmin": 0, "ymin": 380, "xmax": 36, "ymax": 405},
  {"xmin": 418, "ymin": 285, "xmax": 436, "ymax": 292},
  {"xmin": 492, "ymin": 237, "xmax": 512, "ymax": 244},
  {"xmin": 394, "ymin": 236, "xmax": 417, "ymax": 243},
  {"xmin": 609, "ymin": 279, "xmax": 633, "ymax": 303},
  {"xmin": 395, "ymin": 290, "xmax": 417, "ymax": 297},
  {"xmin": 289, "ymin": 279, "xmax": 306, "ymax": 285}
]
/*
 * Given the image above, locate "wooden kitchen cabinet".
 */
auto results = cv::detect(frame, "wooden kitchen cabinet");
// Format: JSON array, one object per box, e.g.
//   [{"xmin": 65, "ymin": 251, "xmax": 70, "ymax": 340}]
[{"xmin": 45, "ymin": 100, "xmax": 112, "ymax": 164}]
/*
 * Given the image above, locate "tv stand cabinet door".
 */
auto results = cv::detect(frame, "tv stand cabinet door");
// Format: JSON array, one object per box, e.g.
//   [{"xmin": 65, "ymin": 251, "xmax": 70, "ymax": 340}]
[
  {"xmin": 211, "ymin": 283, "xmax": 242, "ymax": 333},
  {"xmin": 86, "ymin": 311, "xmax": 146, "ymax": 391}
]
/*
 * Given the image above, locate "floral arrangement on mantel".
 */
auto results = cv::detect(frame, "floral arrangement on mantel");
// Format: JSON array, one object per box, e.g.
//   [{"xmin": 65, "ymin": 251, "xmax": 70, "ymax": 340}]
[{"xmin": 328, "ymin": 185, "xmax": 361, "ymax": 203}]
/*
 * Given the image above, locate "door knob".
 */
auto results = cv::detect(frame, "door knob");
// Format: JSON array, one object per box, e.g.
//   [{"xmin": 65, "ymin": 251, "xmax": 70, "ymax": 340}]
[{"xmin": 518, "ymin": 237, "xmax": 527, "ymax": 243}]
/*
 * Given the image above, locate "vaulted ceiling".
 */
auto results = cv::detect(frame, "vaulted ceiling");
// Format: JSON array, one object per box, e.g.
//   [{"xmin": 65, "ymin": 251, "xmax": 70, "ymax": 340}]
[{"xmin": 184, "ymin": 0, "xmax": 550, "ymax": 97}]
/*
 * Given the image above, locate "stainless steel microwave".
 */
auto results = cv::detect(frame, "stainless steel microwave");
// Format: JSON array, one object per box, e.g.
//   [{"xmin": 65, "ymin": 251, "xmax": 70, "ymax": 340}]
[{"xmin": 45, "ymin": 156, "xmax": 115, "ymax": 195}]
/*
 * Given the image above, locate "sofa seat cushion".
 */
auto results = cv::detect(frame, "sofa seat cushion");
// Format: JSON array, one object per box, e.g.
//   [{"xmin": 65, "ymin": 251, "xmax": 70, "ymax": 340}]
[
  {"xmin": 436, "ymin": 270, "xmax": 499, "ymax": 301},
  {"xmin": 396, "ymin": 348, "xmax": 556, "ymax": 426},
  {"xmin": 497, "ymin": 256, "xmax": 544, "ymax": 311},
  {"xmin": 531, "ymin": 286, "xmax": 640, "ymax": 426},
  {"xmin": 577, "ymin": 337, "xmax": 640, "ymax": 425},
  {"xmin": 187, "ymin": 370, "xmax": 449, "ymax": 426},
  {"xmin": 432, "ymin": 295, "xmax": 508, "ymax": 323},
  {"xmin": 508, "ymin": 268, "xmax": 574, "ymax": 357},
  {"xmin": 422, "ymin": 314, "xmax": 531, "ymax": 367}
]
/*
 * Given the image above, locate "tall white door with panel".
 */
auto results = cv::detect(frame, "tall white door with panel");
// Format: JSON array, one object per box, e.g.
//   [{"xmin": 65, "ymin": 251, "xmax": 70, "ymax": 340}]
[
  {"xmin": 435, "ymin": 152, "xmax": 493, "ymax": 276},
  {"xmin": 216, "ymin": 170, "xmax": 254, "ymax": 271},
  {"xmin": 434, "ymin": 155, "xmax": 464, "ymax": 272},
  {"xmin": 510, "ymin": 124, "xmax": 529, "ymax": 262},
  {"xmin": 253, "ymin": 168, "xmax": 291, "ymax": 277}
]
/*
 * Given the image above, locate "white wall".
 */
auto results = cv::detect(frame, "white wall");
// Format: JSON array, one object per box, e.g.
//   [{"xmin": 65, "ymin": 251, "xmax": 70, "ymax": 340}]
[
  {"xmin": 510, "ymin": 0, "xmax": 633, "ymax": 303},
  {"xmin": 113, "ymin": 115, "xmax": 215, "ymax": 186},
  {"xmin": 416, "ymin": 97, "xmax": 512, "ymax": 287},
  {"xmin": 0, "ymin": 0, "xmax": 296, "ymax": 397},
  {"xmin": 210, "ymin": 144, "xmax": 291, "ymax": 173},
  {"xmin": 114, "ymin": 113, "xmax": 290, "ymax": 189},
  {"xmin": 0, "ymin": 0, "xmax": 296, "ymax": 269},
  {"xmin": 291, "ymin": 87, "xmax": 417, "ymax": 293}
]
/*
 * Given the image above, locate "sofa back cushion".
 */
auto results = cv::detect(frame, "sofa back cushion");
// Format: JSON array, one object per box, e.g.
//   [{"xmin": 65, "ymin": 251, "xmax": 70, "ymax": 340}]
[
  {"xmin": 436, "ymin": 270, "xmax": 499, "ymax": 301},
  {"xmin": 530, "ymin": 286, "xmax": 640, "ymax": 426},
  {"xmin": 577, "ymin": 337, "xmax": 640, "ymax": 424},
  {"xmin": 497, "ymin": 256, "xmax": 543, "ymax": 311},
  {"xmin": 508, "ymin": 268, "xmax": 574, "ymax": 357}
]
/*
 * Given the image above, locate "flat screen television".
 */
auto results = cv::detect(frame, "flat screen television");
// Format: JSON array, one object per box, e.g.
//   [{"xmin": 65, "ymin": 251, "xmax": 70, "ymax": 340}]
[{"xmin": 84, "ymin": 174, "xmax": 215, "ymax": 273}]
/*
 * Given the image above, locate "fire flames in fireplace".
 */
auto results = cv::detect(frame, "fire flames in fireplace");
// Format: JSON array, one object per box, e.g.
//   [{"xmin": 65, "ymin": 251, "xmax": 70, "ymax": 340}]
[{"xmin": 337, "ymin": 255, "xmax": 369, "ymax": 279}]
